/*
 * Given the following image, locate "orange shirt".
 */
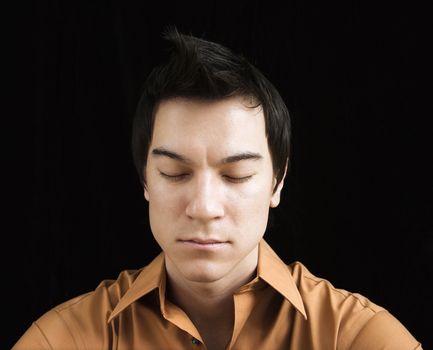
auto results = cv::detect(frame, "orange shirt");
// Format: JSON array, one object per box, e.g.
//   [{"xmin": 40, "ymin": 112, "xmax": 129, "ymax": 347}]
[{"xmin": 13, "ymin": 239, "xmax": 422, "ymax": 350}]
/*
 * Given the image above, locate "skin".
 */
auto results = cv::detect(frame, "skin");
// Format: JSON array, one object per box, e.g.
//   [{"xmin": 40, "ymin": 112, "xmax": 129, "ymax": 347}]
[{"xmin": 144, "ymin": 96, "xmax": 286, "ymax": 349}]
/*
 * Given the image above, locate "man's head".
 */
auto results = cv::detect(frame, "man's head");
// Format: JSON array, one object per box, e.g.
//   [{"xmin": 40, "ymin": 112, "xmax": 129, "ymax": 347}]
[
  {"xmin": 132, "ymin": 29, "xmax": 291, "ymax": 194},
  {"xmin": 131, "ymin": 30, "xmax": 291, "ymax": 284}
]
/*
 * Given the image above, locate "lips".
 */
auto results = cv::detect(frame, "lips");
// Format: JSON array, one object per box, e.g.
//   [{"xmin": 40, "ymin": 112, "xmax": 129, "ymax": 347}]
[
  {"xmin": 178, "ymin": 239, "xmax": 229, "ymax": 251},
  {"xmin": 179, "ymin": 238, "xmax": 226, "ymax": 244}
]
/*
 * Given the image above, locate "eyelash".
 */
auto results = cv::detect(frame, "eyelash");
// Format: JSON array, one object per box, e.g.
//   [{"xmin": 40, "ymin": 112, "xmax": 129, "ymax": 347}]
[
  {"xmin": 159, "ymin": 172, "xmax": 188, "ymax": 182},
  {"xmin": 224, "ymin": 175, "xmax": 253, "ymax": 183},
  {"xmin": 159, "ymin": 172, "xmax": 253, "ymax": 183}
]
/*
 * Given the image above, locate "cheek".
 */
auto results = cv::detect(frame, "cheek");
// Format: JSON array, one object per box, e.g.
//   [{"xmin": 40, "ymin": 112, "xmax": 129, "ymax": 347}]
[
  {"xmin": 227, "ymin": 198, "xmax": 270, "ymax": 248},
  {"xmin": 149, "ymin": 188, "xmax": 185, "ymax": 219},
  {"xmin": 227, "ymin": 182, "xmax": 272, "ymax": 228},
  {"xmin": 234, "ymin": 194, "xmax": 270, "ymax": 220},
  {"xmin": 148, "ymin": 198, "xmax": 183, "ymax": 250},
  {"xmin": 147, "ymin": 186, "xmax": 186, "ymax": 240}
]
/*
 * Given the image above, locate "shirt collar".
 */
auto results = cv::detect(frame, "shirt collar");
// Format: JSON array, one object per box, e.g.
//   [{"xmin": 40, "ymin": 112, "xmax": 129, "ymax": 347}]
[
  {"xmin": 108, "ymin": 239, "xmax": 307, "ymax": 323},
  {"xmin": 257, "ymin": 239, "xmax": 307, "ymax": 319},
  {"xmin": 108, "ymin": 253, "xmax": 164, "ymax": 323}
]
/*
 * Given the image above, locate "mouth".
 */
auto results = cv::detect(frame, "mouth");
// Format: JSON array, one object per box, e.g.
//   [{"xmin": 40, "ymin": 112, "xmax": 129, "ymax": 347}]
[
  {"xmin": 182, "ymin": 238, "xmax": 225, "ymax": 244},
  {"xmin": 178, "ymin": 238, "xmax": 229, "ymax": 250}
]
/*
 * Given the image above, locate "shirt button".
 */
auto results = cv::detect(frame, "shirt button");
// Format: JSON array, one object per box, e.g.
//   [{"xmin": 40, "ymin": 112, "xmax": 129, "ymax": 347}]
[{"xmin": 191, "ymin": 337, "xmax": 200, "ymax": 345}]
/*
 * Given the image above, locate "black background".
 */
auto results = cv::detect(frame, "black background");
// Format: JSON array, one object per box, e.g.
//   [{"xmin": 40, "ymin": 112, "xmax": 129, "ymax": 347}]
[{"xmin": 8, "ymin": 1, "xmax": 432, "ymax": 348}]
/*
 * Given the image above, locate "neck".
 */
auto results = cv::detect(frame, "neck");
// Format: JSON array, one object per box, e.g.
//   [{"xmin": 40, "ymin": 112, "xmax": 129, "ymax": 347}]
[{"xmin": 165, "ymin": 247, "xmax": 258, "ymax": 326}]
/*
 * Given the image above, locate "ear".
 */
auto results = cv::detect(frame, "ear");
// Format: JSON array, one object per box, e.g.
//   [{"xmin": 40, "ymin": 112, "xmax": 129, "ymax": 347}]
[
  {"xmin": 270, "ymin": 162, "xmax": 288, "ymax": 208},
  {"xmin": 143, "ymin": 167, "xmax": 149, "ymax": 201}
]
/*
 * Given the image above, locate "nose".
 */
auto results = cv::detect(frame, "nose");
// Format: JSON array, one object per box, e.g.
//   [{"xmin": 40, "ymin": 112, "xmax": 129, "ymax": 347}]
[{"xmin": 185, "ymin": 173, "xmax": 225, "ymax": 221}]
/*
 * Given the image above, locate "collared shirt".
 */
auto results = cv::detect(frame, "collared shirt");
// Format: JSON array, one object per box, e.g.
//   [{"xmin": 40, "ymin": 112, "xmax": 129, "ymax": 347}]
[{"xmin": 13, "ymin": 239, "xmax": 422, "ymax": 350}]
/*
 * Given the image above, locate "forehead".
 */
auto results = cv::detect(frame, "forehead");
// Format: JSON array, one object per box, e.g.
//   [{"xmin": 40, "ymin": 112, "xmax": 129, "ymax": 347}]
[{"xmin": 151, "ymin": 97, "xmax": 266, "ymax": 146}]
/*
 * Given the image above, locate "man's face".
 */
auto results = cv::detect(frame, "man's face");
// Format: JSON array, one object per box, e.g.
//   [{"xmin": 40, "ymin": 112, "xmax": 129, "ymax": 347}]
[{"xmin": 145, "ymin": 96, "xmax": 284, "ymax": 283}]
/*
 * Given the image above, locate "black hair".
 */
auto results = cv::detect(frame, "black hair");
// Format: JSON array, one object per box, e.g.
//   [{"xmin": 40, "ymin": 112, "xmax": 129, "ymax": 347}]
[{"xmin": 131, "ymin": 28, "xmax": 291, "ymax": 193}]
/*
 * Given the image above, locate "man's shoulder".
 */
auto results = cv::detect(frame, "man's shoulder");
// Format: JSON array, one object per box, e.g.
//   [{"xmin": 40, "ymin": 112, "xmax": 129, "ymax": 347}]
[
  {"xmin": 62, "ymin": 267, "xmax": 145, "ymax": 317},
  {"xmin": 287, "ymin": 261, "xmax": 383, "ymax": 314},
  {"xmin": 286, "ymin": 261, "xmax": 422, "ymax": 349},
  {"xmin": 54, "ymin": 268, "xmax": 143, "ymax": 314},
  {"xmin": 13, "ymin": 268, "xmax": 144, "ymax": 350}
]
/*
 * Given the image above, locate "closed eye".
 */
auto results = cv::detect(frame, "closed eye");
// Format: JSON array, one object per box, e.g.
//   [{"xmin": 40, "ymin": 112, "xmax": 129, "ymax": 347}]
[
  {"xmin": 159, "ymin": 172, "xmax": 189, "ymax": 182},
  {"xmin": 159, "ymin": 172, "xmax": 254, "ymax": 184},
  {"xmin": 223, "ymin": 175, "xmax": 254, "ymax": 183}
]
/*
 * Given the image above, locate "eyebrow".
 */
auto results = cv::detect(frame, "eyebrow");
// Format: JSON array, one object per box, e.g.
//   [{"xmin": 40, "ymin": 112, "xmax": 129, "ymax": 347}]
[{"xmin": 151, "ymin": 147, "xmax": 263, "ymax": 165}]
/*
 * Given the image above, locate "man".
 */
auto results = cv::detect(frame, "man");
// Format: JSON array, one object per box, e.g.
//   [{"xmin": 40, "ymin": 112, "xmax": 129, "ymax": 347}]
[{"xmin": 14, "ymin": 29, "xmax": 422, "ymax": 349}]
